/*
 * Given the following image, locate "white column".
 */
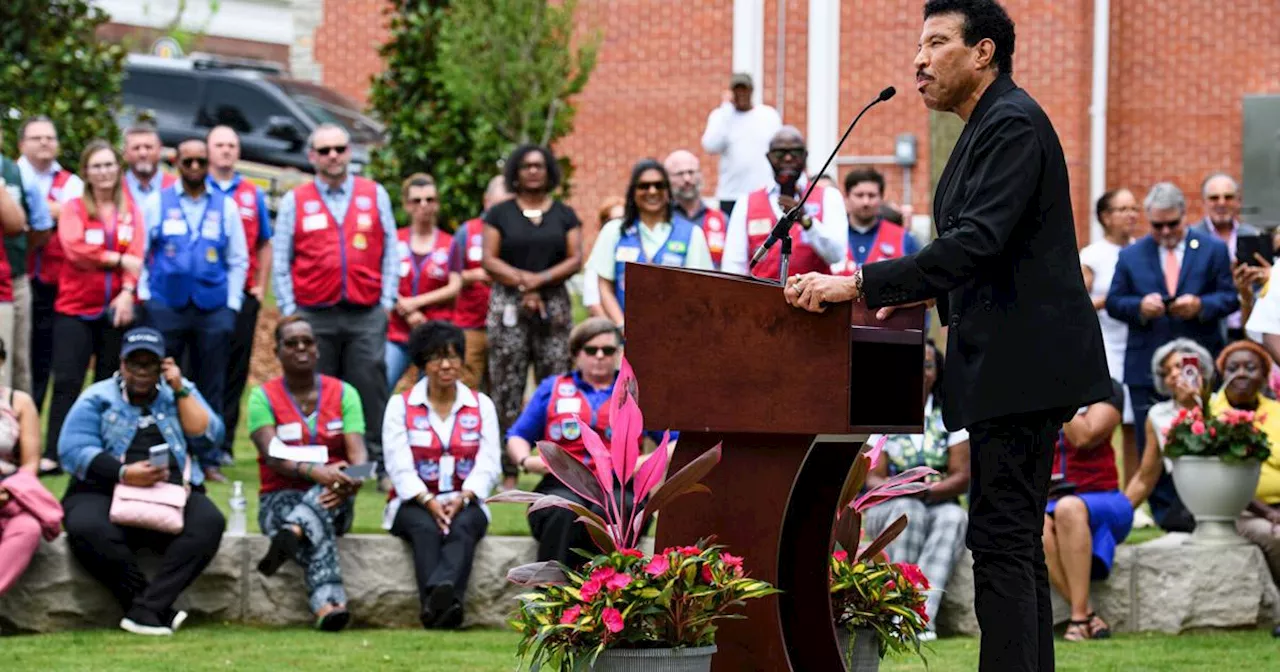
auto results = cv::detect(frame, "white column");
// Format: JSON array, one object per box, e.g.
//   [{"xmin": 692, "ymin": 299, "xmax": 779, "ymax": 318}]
[
  {"xmin": 807, "ymin": 0, "xmax": 840, "ymax": 177},
  {"xmin": 1088, "ymin": 0, "xmax": 1111, "ymax": 244},
  {"xmin": 733, "ymin": 0, "xmax": 766, "ymax": 106}
]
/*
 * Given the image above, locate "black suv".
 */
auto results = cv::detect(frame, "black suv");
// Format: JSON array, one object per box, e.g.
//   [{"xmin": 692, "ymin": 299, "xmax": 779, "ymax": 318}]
[{"xmin": 121, "ymin": 54, "xmax": 383, "ymax": 173}]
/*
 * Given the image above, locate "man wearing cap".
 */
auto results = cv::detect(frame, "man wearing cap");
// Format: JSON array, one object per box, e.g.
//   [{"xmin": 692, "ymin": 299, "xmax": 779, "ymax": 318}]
[
  {"xmin": 701, "ymin": 73, "xmax": 781, "ymax": 217},
  {"xmin": 140, "ymin": 139, "xmax": 248, "ymax": 482}
]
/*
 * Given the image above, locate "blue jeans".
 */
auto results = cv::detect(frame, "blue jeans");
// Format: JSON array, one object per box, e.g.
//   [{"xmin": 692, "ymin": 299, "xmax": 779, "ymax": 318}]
[{"xmin": 385, "ymin": 341, "xmax": 411, "ymax": 391}]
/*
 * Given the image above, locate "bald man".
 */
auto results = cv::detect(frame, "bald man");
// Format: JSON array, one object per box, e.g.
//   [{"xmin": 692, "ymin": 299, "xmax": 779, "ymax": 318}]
[
  {"xmin": 664, "ymin": 150, "xmax": 728, "ymax": 268},
  {"xmin": 141, "ymin": 138, "xmax": 249, "ymax": 482},
  {"xmin": 720, "ymin": 126, "xmax": 847, "ymax": 278},
  {"xmin": 207, "ymin": 125, "xmax": 274, "ymax": 464},
  {"xmin": 1193, "ymin": 172, "xmax": 1259, "ymax": 341}
]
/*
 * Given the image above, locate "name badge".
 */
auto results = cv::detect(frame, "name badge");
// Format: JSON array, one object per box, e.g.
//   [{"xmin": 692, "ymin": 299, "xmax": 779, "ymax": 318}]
[
  {"xmin": 467, "ymin": 246, "xmax": 483, "ymax": 262},
  {"xmin": 202, "ymin": 222, "xmax": 221, "ymax": 240},
  {"xmin": 240, "ymin": 207, "xmax": 255, "ymax": 219},
  {"xmin": 408, "ymin": 429, "xmax": 434, "ymax": 447},
  {"xmin": 708, "ymin": 232, "xmax": 726, "ymax": 249},
  {"xmin": 356, "ymin": 213, "xmax": 373, "ymax": 230},
  {"xmin": 748, "ymin": 219, "xmax": 772, "ymax": 236},
  {"xmin": 438, "ymin": 455, "xmax": 456, "ymax": 493},
  {"xmin": 555, "ymin": 398, "xmax": 582, "ymax": 415},
  {"xmin": 399, "ymin": 261, "xmax": 411, "ymax": 277},
  {"xmin": 162, "ymin": 218, "xmax": 186, "ymax": 237},
  {"xmin": 614, "ymin": 246, "xmax": 641, "ymax": 263},
  {"xmin": 326, "ymin": 419, "xmax": 344, "ymax": 432},
  {"xmin": 302, "ymin": 214, "xmax": 329, "ymax": 232},
  {"xmin": 267, "ymin": 440, "xmax": 327, "ymax": 463},
  {"xmin": 84, "ymin": 228, "xmax": 105, "ymax": 246},
  {"xmin": 276, "ymin": 422, "xmax": 303, "ymax": 442}
]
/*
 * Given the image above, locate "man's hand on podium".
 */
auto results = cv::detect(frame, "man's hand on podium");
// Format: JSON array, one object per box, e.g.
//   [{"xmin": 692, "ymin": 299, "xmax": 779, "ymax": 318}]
[
  {"xmin": 784, "ymin": 272, "xmax": 858, "ymax": 313},
  {"xmin": 874, "ymin": 298, "xmax": 936, "ymax": 321}
]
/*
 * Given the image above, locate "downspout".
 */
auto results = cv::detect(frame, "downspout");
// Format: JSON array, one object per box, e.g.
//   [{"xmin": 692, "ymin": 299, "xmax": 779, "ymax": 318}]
[{"xmin": 1089, "ymin": 0, "xmax": 1111, "ymax": 244}]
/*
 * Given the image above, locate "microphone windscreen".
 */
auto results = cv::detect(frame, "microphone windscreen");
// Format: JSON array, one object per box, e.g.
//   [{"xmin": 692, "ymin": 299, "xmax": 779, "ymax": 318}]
[{"xmin": 879, "ymin": 86, "xmax": 897, "ymax": 102}]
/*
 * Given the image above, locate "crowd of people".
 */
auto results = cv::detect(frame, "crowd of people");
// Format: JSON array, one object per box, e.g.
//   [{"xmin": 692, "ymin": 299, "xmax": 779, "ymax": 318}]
[{"xmin": 0, "ymin": 64, "xmax": 1277, "ymax": 645}]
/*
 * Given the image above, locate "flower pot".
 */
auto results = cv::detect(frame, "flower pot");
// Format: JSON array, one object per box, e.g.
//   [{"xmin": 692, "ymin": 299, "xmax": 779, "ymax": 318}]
[
  {"xmin": 591, "ymin": 646, "xmax": 717, "ymax": 672},
  {"xmin": 1170, "ymin": 455, "xmax": 1261, "ymax": 546},
  {"xmin": 837, "ymin": 629, "xmax": 880, "ymax": 672}
]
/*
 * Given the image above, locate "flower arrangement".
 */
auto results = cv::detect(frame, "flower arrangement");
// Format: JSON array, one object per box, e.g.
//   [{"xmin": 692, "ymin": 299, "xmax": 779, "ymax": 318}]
[
  {"xmin": 490, "ymin": 359, "xmax": 777, "ymax": 671},
  {"xmin": 1162, "ymin": 374, "xmax": 1272, "ymax": 463}
]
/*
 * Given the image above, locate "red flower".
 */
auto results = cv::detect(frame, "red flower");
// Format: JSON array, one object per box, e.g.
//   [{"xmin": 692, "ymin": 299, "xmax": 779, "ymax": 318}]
[
  {"xmin": 885, "ymin": 579, "xmax": 897, "ymax": 591},
  {"xmin": 912, "ymin": 601, "xmax": 929, "ymax": 622},
  {"xmin": 898, "ymin": 563, "xmax": 929, "ymax": 589},
  {"xmin": 1209, "ymin": 426, "xmax": 1217, "ymax": 437},
  {"xmin": 1191, "ymin": 420, "xmax": 1206, "ymax": 436},
  {"xmin": 678, "ymin": 546, "xmax": 701, "ymax": 556},
  {"xmin": 721, "ymin": 553, "xmax": 744, "ymax": 576},
  {"xmin": 1175, "ymin": 408, "xmax": 1188, "ymax": 423},
  {"xmin": 605, "ymin": 572, "xmax": 633, "ymax": 592},
  {"xmin": 832, "ymin": 550, "xmax": 849, "ymax": 563},
  {"xmin": 559, "ymin": 605, "xmax": 582, "ymax": 625},
  {"xmin": 620, "ymin": 548, "xmax": 644, "ymax": 559},
  {"xmin": 602, "ymin": 607, "xmax": 624, "ymax": 633},
  {"xmin": 644, "ymin": 554, "xmax": 670, "ymax": 576},
  {"xmin": 580, "ymin": 578, "xmax": 603, "ymax": 602},
  {"xmin": 701, "ymin": 564, "xmax": 715, "ymax": 584}
]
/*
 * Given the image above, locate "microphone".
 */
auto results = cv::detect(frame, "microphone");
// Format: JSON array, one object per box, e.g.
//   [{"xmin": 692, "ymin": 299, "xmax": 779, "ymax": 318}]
[{"xmin": 749, "ymin": 86, "xmax": 897, "ymax": 271}]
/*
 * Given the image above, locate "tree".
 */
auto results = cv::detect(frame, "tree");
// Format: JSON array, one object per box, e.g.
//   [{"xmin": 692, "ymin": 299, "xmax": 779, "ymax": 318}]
[
  {"xmin": 367, "ymin": 0, "xmax": 599, "ymax": 229},
  {"xmin": 0, "ymin": 0, "xmax": 126, "ymax": 166}
]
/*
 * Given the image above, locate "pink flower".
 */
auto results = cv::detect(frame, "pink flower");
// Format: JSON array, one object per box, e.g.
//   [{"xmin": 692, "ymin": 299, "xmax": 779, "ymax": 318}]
[
  {"xmin": 605, "ymin": 572, "xmax": 632, "ymax": 592},
  {"xmin": 885, "ymin": 579, "xmax": 897, "ymax": 591},
  {"xmin": 559, "ymin": 605, "xmax": 582, "ymax": 625},
  {"xmin": 1191, "ymin": 420, "xmax": 1206, "ymax": 436},
  {"xmin": 677, "ymin": 546, "xmax": 701, "ymax": 556},
  {"xmin": 832, "ymin": 549, "xmax": 849, "ymax": 563},
  {"xmin": 602, "ymin": 607, "xmax": 624, "ymax": 634},
  {"xmin": 898, "ymin": 563, "xmax": 929, "ymax": 589},
  {"xmin": 1210, "ymin": 426, "xmax": 1217, "ymax": 437},
  {"xmin": 644, "ymin": 554, "xmax": 670, "ymax": 576},
  {"xmin": 721, "ymin": 553, "xmax": 744, "ymax": 576},
  {"xmin": 589, "ymin": 566, "xmax": 618, "ymax": 582},
  {"xmin": 580, "ymin": 578, "xmax": 602, "ymax": 602},
  {"xmin": 701, "ymin": 564, "xmax": 715, "ymax": 584},
  {"xmin": 620, "ymin": 548, "xmax": 644, "ymax": 559}
]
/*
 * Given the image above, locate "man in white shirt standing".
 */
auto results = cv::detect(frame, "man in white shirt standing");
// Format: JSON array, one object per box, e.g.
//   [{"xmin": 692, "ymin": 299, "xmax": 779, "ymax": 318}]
[{"xmin": 701, "ymin": 73, "xmax": 781, "ymax": 217}]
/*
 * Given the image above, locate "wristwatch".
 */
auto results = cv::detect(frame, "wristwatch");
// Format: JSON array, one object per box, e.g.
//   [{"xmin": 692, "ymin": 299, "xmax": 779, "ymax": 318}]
[
  {"xmin": 416, "ymin": 491, "xmax": 436, "ymax": 506},
  {"xmin": 175, "ymin": 385, "xmax": 193, "ymax": 399},
  {"xmin": 853, "ymin": 268, "xmax": 865, "ymax": 301}
]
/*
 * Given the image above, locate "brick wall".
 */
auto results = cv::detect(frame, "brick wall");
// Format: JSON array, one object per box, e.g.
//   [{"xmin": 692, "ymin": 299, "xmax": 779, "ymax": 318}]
[{"xmin": 311, "ymin": 0, "xmax": 1280, "ymax": 246}]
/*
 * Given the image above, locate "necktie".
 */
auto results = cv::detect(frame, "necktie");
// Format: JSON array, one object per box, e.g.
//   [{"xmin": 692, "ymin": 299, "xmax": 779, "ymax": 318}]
[{"xmin": 1164, "ymin": 247, "xmax": 1179, "ymax": 297}]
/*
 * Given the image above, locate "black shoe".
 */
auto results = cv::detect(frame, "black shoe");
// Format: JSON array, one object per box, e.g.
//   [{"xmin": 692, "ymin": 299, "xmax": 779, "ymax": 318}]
[
  {"xmin": 257, "ymin": 529, "xmax": 301, "ymax": 576},
  {"xmin": 425, "ymin": 584, "xmax": 457, "ymax": 629},
  {"xmin": 315, "ymin": 607, "xmax": 351, "ymax": 632},
  {"xmin": 1273, "ymin": 624, "xmax": 1280, "ymax": 638},
  {"xmin": 120, "ymin": 607, "xmax": 172, "ymax": 636},
  {"xmin": 434, "ymin": 601, "xmax": 464, "ymax": 630}
]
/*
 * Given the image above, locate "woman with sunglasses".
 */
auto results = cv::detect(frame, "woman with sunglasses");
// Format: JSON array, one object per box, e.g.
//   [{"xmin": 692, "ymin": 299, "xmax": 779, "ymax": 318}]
[
  {"xmin": 505, "ymin": 318, "xmax": 670, "ymax": 566},
  {"xmin": 382, "ymin": 321, "xmax": 501, "ymax": 629},
  {"xmin": 386, "ymin": 173, "xmax": 460, "ymax": 391},
  {"xmin": 481, "ymin": 144, "xmax": 582, "ymax": 486},
  {"xmin": 586, "ymin": 158, "xmax": 714, "ymax": 328},
  {"xmin": 46, "ymin": 140, "xmax": 147, "ymax": 466}
]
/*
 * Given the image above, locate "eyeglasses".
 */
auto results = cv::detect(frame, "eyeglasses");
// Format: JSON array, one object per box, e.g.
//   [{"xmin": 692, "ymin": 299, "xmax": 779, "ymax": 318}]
[
  {"xmin": 767, "ymin": 148, "xmax": 806, "ymax": 162},
  {"xmin": 1149, "ymin": 218, "xmax": 1182, "ymax": 231},
  {"xmin": 314, "ymin": 145, "xmax": 348, "ymax": 156},
  {"xmin": 426, "ymin": 352, "xmax": 463, "ymax": 364},
  {"xmin": 1207, "ymin": 194, "xmax": 1237, "ymax": 202},
  {"xmin": 635, "ymin": 181, "xmax": 668, "ymax": 193},
  {"xmin": 1106, "ymin": 206, "xmax": 1139, "ymax": 214},
  {"xmin": 280, "ymin": 336, "xmax": 316, "ymax": 350},
  {"xmin": 519, "ymin": 162, "xmax": 546, "ymax": 172},
  {"xmin": 180, "ymin": 157, "xmax": 208, "ymax": 168},
  {"xmin": 407, "ymin": 197, "xmax": 437, "ymax": 205},
  {"xmin": 582, "ymin": 345, "xmax": 618, "ymax": 357}
]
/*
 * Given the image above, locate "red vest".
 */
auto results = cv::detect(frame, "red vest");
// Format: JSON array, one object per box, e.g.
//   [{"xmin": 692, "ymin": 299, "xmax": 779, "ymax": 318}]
[
  {"xmin": 701, "ymin": 208, "xmax": 728, "ymax": 268},
  {"xmin": 54, "ymin": 196, "xmax": 143, "ymax": 317},
  {"xmin": 387, "ymin": 228, "xmax": 454, "ymax": 344},
  {"xmin": 28, "ymin": 170, "xmax": 74, "ymax": 285},
  {"xmin": 389, "ymin": 392, "xmax": 483, "ymax": 499},
  {"xmin": 290, "ymin": 178, "xmax": 385, "ymax": 308},
  {"xmin": 258, "ymin": 375, "xmax": 349, "ymax": 495},
  {"xmin": 452, "ymin": 218, "xmax": 491, "ymax": 330},
  {"xmin": 744, "ymin": 187, "xmax": 830, "ymax": 280},
  {"xmin": 831, "ymin": 220, "xmax": 909, "ymax": 276},
  {"xmin": 1053, "ymin": 432, "xmax": 1119, "ymax": 493},
  {"xmin": 545, "ymin": 375, "xmax": 611, "ymax": 464},
  {"xmin": 228, "ymin": 178, "xmax": 264, "ymax": 291}
]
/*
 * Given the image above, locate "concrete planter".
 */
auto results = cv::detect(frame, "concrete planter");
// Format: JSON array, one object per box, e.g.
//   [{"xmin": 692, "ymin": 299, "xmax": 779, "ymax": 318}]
[
  {"xmin": 1170, "ymin": 456, "xmax": 1261, "ymax": 546},
  {"xmin": 591, "ymin": 645, "xmax": 716, "ymax": 672},
  {"xmin": 836, "ymin": 628, "xmax": 880, "ymax": 671}
]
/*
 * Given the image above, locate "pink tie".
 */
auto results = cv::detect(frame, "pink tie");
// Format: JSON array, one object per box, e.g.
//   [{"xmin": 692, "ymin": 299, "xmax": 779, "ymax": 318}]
[{"xmin": 1164, "ymin": 248, "xmax": 1179, "ymax": 297}]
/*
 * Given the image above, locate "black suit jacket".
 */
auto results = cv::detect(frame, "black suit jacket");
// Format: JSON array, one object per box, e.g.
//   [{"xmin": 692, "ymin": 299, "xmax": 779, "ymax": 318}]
[{"xmin": 861, "ymin": 75, "xmax": 1110, "ymax": 429}]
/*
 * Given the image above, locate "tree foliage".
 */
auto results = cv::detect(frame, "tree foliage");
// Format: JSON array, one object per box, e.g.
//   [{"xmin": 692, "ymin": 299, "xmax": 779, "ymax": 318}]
[
  {"xmin": 367, "ymin": 0, "xmax": 599, "ymax": 229},
  {"xmin": 0, "ymin": 0, "xmax": 126, "ymax": 166}
]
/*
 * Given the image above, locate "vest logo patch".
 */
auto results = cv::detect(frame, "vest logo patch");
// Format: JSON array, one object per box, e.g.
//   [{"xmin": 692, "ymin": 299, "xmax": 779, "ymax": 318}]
[
  {"xmin": 413, "ymin": 416, "xmax": 430, "ymax": 429},
  {"xmin": 880, "ymin": 243, "xmax": 896, "ymax": 255},
  {"xmin": 355, "ymin": 195, "xmax": 373, "ymax": 211},
  {"xmin": 666, "ymin": 240, "xmax": 687, "ymax": 254},
  {"xmin": 240, "ymin": 192, "xmax": 255, "ymax": 206},
  {"xmin": 352, "ymin": 233, "xmax": 368, "ymax": 250},
  {"xmin": 304, "ymin": 200, "xmax": 321, "ymax": 214},
  {"xmin": 561, "ymin": 418, "xmax": 581, "ymax": 441},
  {"xmin": 417, "ymin": 461, "xmax": 440, "ymax": 481},
  {"xmin": 748, "ymin": 219, "xmax": 771, "ymax": 236},
  {"xmin": 461, "ymin": 431, "xmax": 480, "ymax": 442},
  {"xmin": 549, "ymin": 423, "xmax": 563, "ymax": 440},
  {"xmin": 432, "ymin": 249, "xmax": 449, "ymax": 264},
  {"xmin": 557, "ymin": 382, "xmax": 577, "ymax": 397},
  {"xmin": 458, "ymin": 414, "xmax": 479, "ymax": 429},
  {"xmin": 357, "ymin": 213, "xmax": 373, "ymax": 230}
]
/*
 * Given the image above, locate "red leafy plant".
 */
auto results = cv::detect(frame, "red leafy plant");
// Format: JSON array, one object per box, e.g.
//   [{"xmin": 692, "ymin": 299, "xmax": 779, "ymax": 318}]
[{"xmin": 489, "ymin": 358, "xmax": 778, "ymax": 671}]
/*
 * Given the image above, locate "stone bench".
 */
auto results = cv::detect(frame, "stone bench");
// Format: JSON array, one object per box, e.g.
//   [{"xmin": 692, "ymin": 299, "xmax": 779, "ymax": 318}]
[{"xmin": 3, "ymin": 533, "xmax": 1277, "ymax": 635}]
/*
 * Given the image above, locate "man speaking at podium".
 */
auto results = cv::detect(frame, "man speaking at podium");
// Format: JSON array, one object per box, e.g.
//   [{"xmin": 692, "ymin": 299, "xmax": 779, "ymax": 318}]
[{"xmin": 785, "ymin": 2, "xmax": 1109, "ymax": 670}]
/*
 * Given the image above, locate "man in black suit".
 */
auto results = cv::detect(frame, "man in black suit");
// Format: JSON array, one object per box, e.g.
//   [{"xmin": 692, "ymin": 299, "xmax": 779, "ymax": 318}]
[{"xmin": 785, "ymin": 1, "xmax": 1110, "ymax": 669}]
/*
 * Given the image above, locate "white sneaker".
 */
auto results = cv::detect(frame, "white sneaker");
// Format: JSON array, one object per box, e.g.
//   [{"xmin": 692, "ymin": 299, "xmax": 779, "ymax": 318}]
[
  {"xmin": 120, "ymin": 617, "xmax": 173, "ymax": 636},
  {"xmin": 170, "ymin": 610, "xmax": 188, "ymax": 632},
  {"xmin": 919, "ymin": 630, "xmax": 938, "ymax": 642},
  {"xmin": 1133, "ymin": 508, "xmax": 1156, "ymax": 529}
]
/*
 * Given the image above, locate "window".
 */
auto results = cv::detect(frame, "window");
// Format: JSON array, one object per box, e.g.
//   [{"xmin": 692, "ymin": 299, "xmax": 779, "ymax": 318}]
[
  {"xmin": 198, "ymin": 80, "xmax": 287, "ymax": 134},
  {"xmin": 122, "ymin": 69, "xmax": 201, "ymax": 123}
]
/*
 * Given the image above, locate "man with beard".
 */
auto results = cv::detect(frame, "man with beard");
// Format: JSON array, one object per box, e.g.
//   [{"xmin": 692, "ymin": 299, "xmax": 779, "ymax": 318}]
[
  {"xmin": 663, "ymin": 150, "xmax": 728, "ymax": 269},
  {"xmin": 124, "ymin": 124, "xmax": 176, "ymax": 212},
  {"xmin": 141, "ymin": 139, "xmax": 248, "ymax": 482},
  {"xmin": 831, "ymin": 167, "xmax": 921, "ymax": 276},
  {"xmin": 720, "ymin": 126, "xmax": 846, "ymax": 280}
]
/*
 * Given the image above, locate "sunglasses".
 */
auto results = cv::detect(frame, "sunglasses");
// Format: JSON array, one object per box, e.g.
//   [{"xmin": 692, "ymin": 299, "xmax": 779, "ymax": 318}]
[
  {"xmin": 407, "ymin": 197, "xmax": 438, "ymax": 205},
  {"xmin": 180, "ymin": 157, "xmax": 208, "ymax": 168},
  {"xmin": 1149, "ymin": 218, "xmax": 1182, "ymax": 231},
  {"xmin": 1207, "ymin": 194, "xmax": 1237, "ymax": 202},
  {"xmin": 582, "ymin": 345, "xmax": 618, "ymax": 357},
  {"xmin": 768, "ymin": 148, "xmax": 806, "ymax": 161},
  {"xmin": 314, "ymin": 145, "xmax": 348, "ymax": 156},
  {"xmin": 635, "ymin": 181, "xmax": 668, "ymax": 193}
]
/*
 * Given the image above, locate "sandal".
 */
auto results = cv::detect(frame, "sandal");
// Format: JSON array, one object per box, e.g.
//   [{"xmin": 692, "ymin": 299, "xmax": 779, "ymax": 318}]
[
  {"xmin": 1088, "ymin": 611, "xmax": 1112, "ymax": 640},
  {"xmin": 1064, "ymin": 619, "xmax": 1091, "ymax": 642}
]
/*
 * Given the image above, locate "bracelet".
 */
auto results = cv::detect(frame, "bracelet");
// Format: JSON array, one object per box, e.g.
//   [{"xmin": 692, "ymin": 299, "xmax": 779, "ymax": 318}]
[
  {"xmin": 301, "ymin": 463, "xmax": 314, "ymax": 480},
  {"xmin": 118, "ymin": 464, "xmax": 128, "ymax": 482}
]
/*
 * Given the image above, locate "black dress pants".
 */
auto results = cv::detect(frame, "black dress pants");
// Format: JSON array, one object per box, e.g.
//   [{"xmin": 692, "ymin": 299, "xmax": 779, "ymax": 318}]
[
  {"xmin": 29, "ymin": 276, "xmax": 57, "ymax": 412},
  {"xmin": 390, "ymin": 499, "xmax": 488, "ymax": 607},
  {"xmin": 63, "ymin": 489, "xmax": 226, "ymax": 618},
  {"xmin": 966, "ymin": 409, "xmax": 1068, "ymax": 672},
  {"xmin": 46, "ymin": 314, "xmax": 124, "ymax": 461}
]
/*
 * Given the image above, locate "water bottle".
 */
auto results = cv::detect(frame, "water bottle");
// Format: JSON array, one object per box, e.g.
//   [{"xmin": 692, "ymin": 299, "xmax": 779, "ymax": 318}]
[{"xmin": 228, "ymin": 481, "xmax": 247, "ymax": 536}]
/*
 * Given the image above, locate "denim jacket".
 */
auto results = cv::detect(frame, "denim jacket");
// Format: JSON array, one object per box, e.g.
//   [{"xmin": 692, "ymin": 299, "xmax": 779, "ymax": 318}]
[{"xmin": 58, "ymin": 375, "xmax": 225, "ymax": 487}]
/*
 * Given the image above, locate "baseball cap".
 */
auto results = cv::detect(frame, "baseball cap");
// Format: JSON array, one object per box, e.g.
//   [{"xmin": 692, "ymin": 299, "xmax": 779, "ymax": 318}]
[
  {"xmin": 121, "ymin": 327, "xmax": 165, "ymax": 359},
  {"xmin": 730, "ymin": 72, "xmax": 753, "ymax": 89}
]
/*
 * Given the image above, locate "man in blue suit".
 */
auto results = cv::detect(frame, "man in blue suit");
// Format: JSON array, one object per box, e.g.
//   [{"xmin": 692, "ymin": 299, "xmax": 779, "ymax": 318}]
[{"xmin": 1107, "ymin": 181, "xmax": 1239, "ymax": 531}]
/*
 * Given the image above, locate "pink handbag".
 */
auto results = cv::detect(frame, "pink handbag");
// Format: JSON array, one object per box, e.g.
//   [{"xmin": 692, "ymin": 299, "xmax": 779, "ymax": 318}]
[{"xmin": 109, "ymin": 457, "xmax": 191, "ymax": 535}]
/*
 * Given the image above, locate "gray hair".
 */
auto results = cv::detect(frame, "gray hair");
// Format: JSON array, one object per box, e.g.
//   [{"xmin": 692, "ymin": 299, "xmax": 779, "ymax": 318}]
[
  {"xmin": 307, "ymin": 123, "xmax": 349, "ymax": 150},
  {"xmin": 1144, "ymin": 182, "xmax": 1186, "ymax": 217},
  {"xmin": 1200, "ymin": 172, "xmax": 1238, "ymax": 198},
  {"xmin": 1150, "ymin": 338, "xmax": 1213, "ymax": 396}
]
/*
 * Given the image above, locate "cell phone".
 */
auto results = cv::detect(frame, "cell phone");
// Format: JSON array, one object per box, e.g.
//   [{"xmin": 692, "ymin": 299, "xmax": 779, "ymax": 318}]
[
  {"xmin": 1181, "ymin": 355, "xmax": 1201, "ymax": 386},
  {"xmin": 342, "ymin": 461, "xmax": 378, "ymax": 481},
  {"xmin": 149, "ymin": 444, "xmax": 170, "ymax": 468},
  {"xmin": 1237, "ymin": 233, "xmax": 1273, "ymax": 267}
]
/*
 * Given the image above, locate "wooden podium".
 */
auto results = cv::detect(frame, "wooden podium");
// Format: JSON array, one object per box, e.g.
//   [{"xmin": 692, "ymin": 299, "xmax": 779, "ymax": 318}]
[{"xmin": 625, "ymin": 264, "xmax": 926, "ymax": 672}]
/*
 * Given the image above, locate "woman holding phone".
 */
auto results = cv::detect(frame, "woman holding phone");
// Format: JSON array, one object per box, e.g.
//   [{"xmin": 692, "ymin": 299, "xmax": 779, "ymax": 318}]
[{"xmin": 247, "ymin": 315, "xmax": 368, "ymax": 632}]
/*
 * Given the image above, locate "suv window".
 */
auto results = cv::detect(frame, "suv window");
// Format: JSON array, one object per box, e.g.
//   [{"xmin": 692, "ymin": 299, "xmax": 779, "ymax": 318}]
[
  {"xmin": 124, "ymin": 70, "xmax": 201, "ymax": 123},
  {"xmin": 198, "ymin": 80, "xmax": 288, "ymax": 135}
]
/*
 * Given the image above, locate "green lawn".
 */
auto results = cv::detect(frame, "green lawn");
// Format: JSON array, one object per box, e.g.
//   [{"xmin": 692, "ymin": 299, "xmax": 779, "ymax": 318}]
[{"xmin": 1, "ymin": 625, "xmax": 1271, "ymax": 671}]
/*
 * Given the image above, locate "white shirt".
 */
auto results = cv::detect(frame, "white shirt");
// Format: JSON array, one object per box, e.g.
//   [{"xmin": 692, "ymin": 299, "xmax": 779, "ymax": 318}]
[
  {"xmin": 16, "ymin": 156, "xmax": 83, "ymax": 203},
  {"xmin": 1246, "ymin": 264, "xmax": 1280, "ymax": 342},
  {"xmin": 700, "ymin": 102, "xmax": 782, "ymax": 201},
  {"xmin": 720, "ymin": 179, "xmax": 849, "ymax": 276},
  {"xmin": 1079, "ymin": 239, "xmax": 1130, "ymax": 380},
  {"xmin": 381, "ymin": 378, "xmax": 503, "ymax": 529}
]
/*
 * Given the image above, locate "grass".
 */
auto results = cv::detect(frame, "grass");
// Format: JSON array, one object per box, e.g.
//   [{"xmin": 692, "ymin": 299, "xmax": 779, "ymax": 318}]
[{"xmin": 1, "ymin": 624, "xmax": 1272, "ymax": 671}]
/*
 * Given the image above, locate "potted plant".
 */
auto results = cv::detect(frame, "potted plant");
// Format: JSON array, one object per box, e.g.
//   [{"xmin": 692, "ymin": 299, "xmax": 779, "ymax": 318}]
[
  {"xmin": 490, "ymin": 359, "xmax": 778, "ymax": 671},
  {"xmin": 1164, "ymin": 383, "xmax": 1272, "ymax": 545},
  {"xmin": 827, "ymin": 437, "xmax": 937, "ymax": 671}
]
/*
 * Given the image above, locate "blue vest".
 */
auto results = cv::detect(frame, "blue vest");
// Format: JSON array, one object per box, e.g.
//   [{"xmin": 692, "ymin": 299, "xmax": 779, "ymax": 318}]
[
  {"xmin": 612, "ymin": 219, "xmax": 695, "ymax": 312},
  {"xmin": 149, "ymin": 187, "xmax": 230, "ymax": 311}
]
